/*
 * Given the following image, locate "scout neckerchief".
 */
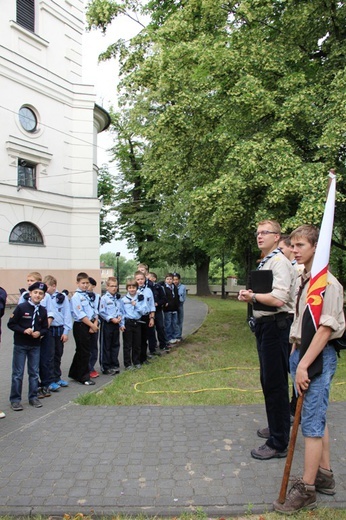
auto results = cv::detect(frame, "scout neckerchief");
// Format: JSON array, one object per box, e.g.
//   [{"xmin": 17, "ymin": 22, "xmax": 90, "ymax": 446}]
[
  {"xmin": 29, "ymin": 300, "xmax": 40, "ymax": 330},
  {"xmin": 257, "ymin": 247, "xmax": 281, "ymax": 270}
]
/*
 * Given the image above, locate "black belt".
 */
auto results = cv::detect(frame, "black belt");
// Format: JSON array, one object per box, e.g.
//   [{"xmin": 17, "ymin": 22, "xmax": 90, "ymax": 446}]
[
  {"xmin": 256, "ymin": 312, "xmax": 289, "ymax": 324},
  {"xmin": 125, "ymin": 318, "xmax": 139, "ymax": 324}
]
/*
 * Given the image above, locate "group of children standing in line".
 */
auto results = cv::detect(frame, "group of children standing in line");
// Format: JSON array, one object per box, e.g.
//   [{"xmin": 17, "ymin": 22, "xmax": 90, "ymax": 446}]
[{"xmin": 2, "ymin": 264, "xmax": 186, "ymax": 413}]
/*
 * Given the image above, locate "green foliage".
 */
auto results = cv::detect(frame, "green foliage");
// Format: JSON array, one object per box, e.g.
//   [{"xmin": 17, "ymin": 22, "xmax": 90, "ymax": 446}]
[
  {"xmin": 90, "ymin": 0, "xmax": 346, "ymax": 280},
  {"xmin": 100, "ymin": 252, "xmax": 137, "ymax": 283},
  {"xmin": 97, "ymin": 165, "xmax": 118, "ymax": 245}
]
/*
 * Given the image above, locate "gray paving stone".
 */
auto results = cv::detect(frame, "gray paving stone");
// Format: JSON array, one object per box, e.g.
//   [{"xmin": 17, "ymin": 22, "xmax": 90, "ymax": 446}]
[{"xmin": 0, "ymin": 300, "xmax": 345, "ymax": 516}]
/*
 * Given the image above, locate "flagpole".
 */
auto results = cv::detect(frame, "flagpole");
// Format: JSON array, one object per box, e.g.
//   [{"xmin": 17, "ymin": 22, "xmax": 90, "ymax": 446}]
[{"xmin": 276, "ymin": 169, "xmax": 336, "ymax": 504}]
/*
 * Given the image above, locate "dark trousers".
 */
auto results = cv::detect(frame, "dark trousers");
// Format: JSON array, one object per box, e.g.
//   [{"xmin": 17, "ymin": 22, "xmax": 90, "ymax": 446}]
[
  {"xmin": 51, "ymin": 329, "xmax": 64, "ymax": 382},
  {"xmin": 255, "ymin": 318, "xmax": 291, "ymax": 451},
  {"xmin": 69, "ymin": 322, "xmax": 92, "ymax": 383},
  {"xmin": 39, "ymin": 332, "xmax": 54, "ymax": 387},
  {"xmin": 99, "ymin": 321, "xmax": 120, "ymax": 371},
  {"xmin": 155, "ymin": 308, "xmax": 167, "ymax": 348},
  {"xmin": 89, "ymin": 329, "xmax": 99, "ymax": 371},
  {"xmin": 123, "ymin": 319, "xmax": 141, "ymax": 367},
  {"xmin": 139, "ymin": 315, "xmax": 149, "ymax": 363}
]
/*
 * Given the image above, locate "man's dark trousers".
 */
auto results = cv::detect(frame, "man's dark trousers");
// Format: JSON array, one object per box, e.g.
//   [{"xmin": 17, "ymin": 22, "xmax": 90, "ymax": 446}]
[{"xmin": 255, "ymin": 317, "xmax": 291, "ymax": 452}]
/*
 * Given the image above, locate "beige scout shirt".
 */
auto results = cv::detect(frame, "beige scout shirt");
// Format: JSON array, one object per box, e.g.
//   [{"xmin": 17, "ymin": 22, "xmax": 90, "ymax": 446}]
[
  {"xmin": 253, "ymin": 253, "xmax": 297, "ymax": 319},
  {"xmin": 290, "ymin": 270, "xmax": 345, "ymax": 345}
]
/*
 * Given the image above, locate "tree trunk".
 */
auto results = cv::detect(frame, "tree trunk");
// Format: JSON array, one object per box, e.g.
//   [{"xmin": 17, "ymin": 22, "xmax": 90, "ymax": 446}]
[{"xmin": 196, "ymin": 256, "xmax": 210, "ymax": 296}]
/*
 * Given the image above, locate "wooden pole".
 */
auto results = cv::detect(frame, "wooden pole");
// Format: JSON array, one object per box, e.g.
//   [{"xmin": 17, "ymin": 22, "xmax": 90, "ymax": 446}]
[{"xmin": 277, "ymin": 394, "xmax": 304, "ymax": 503}]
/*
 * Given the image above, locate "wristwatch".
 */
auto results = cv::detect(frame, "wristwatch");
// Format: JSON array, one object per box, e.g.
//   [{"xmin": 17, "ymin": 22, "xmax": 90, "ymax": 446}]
[{"xmin": 252, "ymin": 293, "xmax": 257, "ymax": 304}]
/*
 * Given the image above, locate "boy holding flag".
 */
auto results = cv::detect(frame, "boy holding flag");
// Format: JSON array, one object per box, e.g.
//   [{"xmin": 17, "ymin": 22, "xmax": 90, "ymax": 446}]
[{"xmin": 274, "ymin": 174, "xmax": 345, "ymax": 513}]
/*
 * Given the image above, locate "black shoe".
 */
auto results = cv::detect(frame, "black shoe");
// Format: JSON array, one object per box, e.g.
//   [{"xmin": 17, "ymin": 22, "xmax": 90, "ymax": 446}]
[
  {"xmin": 11, "ymin": 402, "xmax": 24, "ymax": 411},
  {"xmin": 102, "ymin": 369, "xmax": 117, "ymax": 375},
  {"xmin": 42, "ymin": 387, "xmax": 51, "ymax": 397},
  {"xmin": 29, "ymin": 398, "xmax": 43, "ymax": 408},
  {"xmin": 152, "ymin": 350, "xmax": 162, "ymax": 356}
]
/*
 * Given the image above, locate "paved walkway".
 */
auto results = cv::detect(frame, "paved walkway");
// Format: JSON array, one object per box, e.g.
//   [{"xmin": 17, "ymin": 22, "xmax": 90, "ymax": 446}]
[{"xmin": 0, "ymin": 298, "xmax": 345, "ymax": 516}]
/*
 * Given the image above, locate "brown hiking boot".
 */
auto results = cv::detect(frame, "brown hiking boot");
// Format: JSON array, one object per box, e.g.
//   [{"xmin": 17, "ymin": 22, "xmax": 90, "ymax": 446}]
[
  {"xmin": 273, "ymin": 478, "xmax": 316, "ymax": 514},
  {"xmin": 315, "ymin": 467, "xmax": 336, "ymax": 495}
]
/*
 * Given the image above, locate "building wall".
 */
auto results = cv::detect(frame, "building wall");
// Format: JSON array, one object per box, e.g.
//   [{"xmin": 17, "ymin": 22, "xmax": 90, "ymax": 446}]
[{"xmin": 0, "ymin": 0, "xmax": 108, "ymax": 294}]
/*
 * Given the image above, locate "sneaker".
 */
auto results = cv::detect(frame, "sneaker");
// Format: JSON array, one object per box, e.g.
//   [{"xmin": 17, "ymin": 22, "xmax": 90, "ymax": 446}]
[
  {"xmin": 273, "ymin": 478, "xmax": 316, "ymax": 514},
  {"xmin": 29, "ymin": 398, "xmax": 43, "ymax": 408},
  {"xmin": 0, "ymin": 411, "xmax": 5, "ymax": 419},
  {"xmin": 257, "ymin": 427, "xmax": 270, "ymax": 439},
  {"xmin": 160, "ymin": 346, "xmax": 170, "ymax": 352},
  {"xmin": 135, "ymin": 364, "xmax": 142, "ymax": 369},
  {"xmin": 111, "ymin": 368, "xmax": 120, "ymax": 374},
  {"xmin": 90, "ymin": 370, "xmax": 99, "ymax": 378},
  {"xmin": 314, "ymin": 467, "xmax": 336, "ymax": 495},
  {"xmin": 57, "ymin": 379, "xmax": 69, "ymax": 387},
  {"xmin": 169, "ymin": 339, "xmax": 177, "ymax": 344},
  {"xmin": 147, "ymin": 354, "xmax": 154, "ymax": 359},
  {"xmin": 80, "ymin": 380, "xmax": 95, "ymax": 385},
  {"xmin": 152, "ymin": 350, "xmax": 162, "ymax": 356},
  {"xmin": 42, "ymin": 387, "xmax": 51, "ymax": 397},
  {"xmin": 38, "ymin": 387, "xmax": 51, "ymax": 398},
  {"xmin": 49, "ymin": 382, "xmax": 60, "ymax": 392},
  {"xmin": 125, "ymin": 366, "xmax": 135, "ymax": 371},
  {"xmin": 102, "ymin": 369, "xmax": 117, "ymax": 375},
  {"xmin": 11, "ymin": 402, "xmax": 23, "ymax": 411},
  {"xmin": 251, "ymin": 443, "xmax": 287, "ymax": 460}
]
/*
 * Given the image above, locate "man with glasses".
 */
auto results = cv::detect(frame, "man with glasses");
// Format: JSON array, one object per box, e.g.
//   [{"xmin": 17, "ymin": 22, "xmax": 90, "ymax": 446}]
[{"xmin": 239, "ymin": 220, "xmax": 297, "ymax": 460}]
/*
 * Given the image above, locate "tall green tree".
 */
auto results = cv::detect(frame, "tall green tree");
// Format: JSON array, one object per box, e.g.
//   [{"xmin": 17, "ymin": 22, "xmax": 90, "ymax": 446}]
[
  {"xmin": 98, "ymin": 165, "xmax": 118, "ymax": 245},
  {"xmin": 88, "ymin": 0, "xmax": 346, "ymax": 284}
]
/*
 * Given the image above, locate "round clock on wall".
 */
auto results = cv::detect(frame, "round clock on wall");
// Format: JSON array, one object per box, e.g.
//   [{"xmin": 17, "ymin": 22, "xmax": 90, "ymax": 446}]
[{"xmin": 18, "ymin": 106, "xmax": 37, "ymax": 132}]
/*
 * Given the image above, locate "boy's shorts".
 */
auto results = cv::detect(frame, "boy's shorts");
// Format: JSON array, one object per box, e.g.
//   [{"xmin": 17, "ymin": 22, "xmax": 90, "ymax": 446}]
[{"xmin": 289, "ymin": 344, "xmax": 337, "ymax": 437}]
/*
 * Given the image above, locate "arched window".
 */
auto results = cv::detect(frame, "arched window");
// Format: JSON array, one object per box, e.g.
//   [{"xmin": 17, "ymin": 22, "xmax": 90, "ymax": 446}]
[{"xmin": 9, "ymin": 222, "xmax": 44, "ymax": 245}]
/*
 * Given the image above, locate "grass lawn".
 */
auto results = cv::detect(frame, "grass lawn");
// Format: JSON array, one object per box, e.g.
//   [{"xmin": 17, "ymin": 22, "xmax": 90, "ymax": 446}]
[{"xmin": 76, "ymin": 297, "xmax": 346, "ymax": 406}]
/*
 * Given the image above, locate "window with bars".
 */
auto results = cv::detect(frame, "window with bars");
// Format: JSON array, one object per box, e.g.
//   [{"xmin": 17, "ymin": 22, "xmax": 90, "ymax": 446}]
[
  {"xmin": 17, "ymin": 0, "xmax": 35, "ymax": 33},
  {"xmin": 18, "ymin": 158, "xmax": 37, "ymax": 188},
  {"xmin": 9, "ymin": 222, "xmax": 44, "ymax": 245}
]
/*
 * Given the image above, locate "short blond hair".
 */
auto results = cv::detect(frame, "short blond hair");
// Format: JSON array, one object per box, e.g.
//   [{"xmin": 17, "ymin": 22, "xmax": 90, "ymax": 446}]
[{"xmin": 257, "ymin": 220, "xmax": 281, "ymax": 234}]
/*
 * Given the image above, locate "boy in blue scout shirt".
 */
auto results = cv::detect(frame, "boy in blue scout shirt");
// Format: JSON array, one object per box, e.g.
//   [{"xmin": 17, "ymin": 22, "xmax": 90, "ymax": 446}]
[
  {"xmin": 87, "ymin": 277, "xmax": 101, "ymax": 378},
  {"xmin": 134, "ymin": 270, "xmax": 156, "ymax": 364},
  {"xmin": 99, "ymin": 276, "xmax": 124, "ymax": 375},
  {"xmin": 173, "ymin": 273, "xmax": 186, "ymax": 341},
  {"xmin": 8, "ymin": 282, "xmax": 49, "ymax": 410},
  {"xmin": 44, "ymin": 275, "xmax": 72, "ymax": 389},
  {"xmin": 68, "ymin": 272, "xmax": 98, "ymax": 386},
  {"xmin": 19, "ymin": 272, "xmax": 56, "ymax": 397},
  {"xmin": 121, "ymin": 279, "xmax": 147, "ymax": 369}
]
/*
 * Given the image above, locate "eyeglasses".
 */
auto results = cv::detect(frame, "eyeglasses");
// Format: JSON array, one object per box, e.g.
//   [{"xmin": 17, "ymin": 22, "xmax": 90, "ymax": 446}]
[{"xmin": 254, "ymin": 230, "xmax": 278, "ymax": 237}]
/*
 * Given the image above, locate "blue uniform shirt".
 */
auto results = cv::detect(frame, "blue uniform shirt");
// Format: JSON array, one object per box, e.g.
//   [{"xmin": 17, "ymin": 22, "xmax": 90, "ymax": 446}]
[
  {"xmin": 70, "ymin": 290, "xmax": 97, "ymax": 322},
  {"xmin": 137, "ymin": 286, "xmax": 155, "ymax": 314},
  {"xmin": 50, "ymin": 291, "xmax": 73, "ymax": 335},
  {"xmin": 177, "ymin": 283, "xmax": 187, "ymax": 303},
  {"xmin": 99, "ymin": 292, "xmax": 125, "ymax": 327},
  {"xmin": 121, "ymin": 293, "xmax": 148, "ymax": 320}
]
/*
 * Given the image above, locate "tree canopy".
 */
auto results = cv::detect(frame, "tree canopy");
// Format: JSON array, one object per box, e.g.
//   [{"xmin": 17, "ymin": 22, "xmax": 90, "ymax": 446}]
[{"xmin": 88, "ymin": 0, "xmax": 346, "ymax": 288}]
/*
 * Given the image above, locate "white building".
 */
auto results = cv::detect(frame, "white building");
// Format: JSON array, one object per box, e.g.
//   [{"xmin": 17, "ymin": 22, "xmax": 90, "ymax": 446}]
[{"xmin": 0, "ymin": 0, "xmax": 110, "ymax": 296}]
